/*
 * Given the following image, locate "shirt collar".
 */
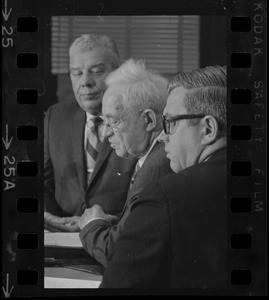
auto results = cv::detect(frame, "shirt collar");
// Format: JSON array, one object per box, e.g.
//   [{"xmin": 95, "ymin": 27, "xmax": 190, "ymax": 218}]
[
  {"xmin": 86, "ymin": 112, "xmax": 103, "ymax": 127},
  {"xmin": 86, "ymin": 112, "xmax": 97, "ymax": 123},
  {"xmin": 138, "ymin": 133, "xmax": 161, "ymax": 168}
]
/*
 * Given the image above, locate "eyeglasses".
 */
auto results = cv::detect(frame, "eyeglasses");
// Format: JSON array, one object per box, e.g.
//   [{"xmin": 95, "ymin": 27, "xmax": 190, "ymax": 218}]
[
  {"xmin": 162, "ymin": 114, "xmax": 205, "ymax": 135},
  {"xmin": 104, "ymin": 117, "xmax": 126, "ymax": 133},
  {"xmin": 103, "ymin": 110, "xmax": 145, "ymax": 133}
]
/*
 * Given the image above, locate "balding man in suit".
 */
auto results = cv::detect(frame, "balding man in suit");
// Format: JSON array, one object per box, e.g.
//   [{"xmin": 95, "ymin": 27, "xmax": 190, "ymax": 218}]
[{"xmin": 44, "ymin": 34, "xmax": 137, "ymax": 232}]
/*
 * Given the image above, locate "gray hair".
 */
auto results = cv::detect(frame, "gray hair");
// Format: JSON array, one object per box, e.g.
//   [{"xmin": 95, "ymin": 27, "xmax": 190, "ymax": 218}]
[
  {"xmin": 69, "ymin": 33, "xmax": 120, "ymax": 69},
  {"xmin": 168, "ymin": 65, "xmax": 226, "ymax": 93},
  {"xmin": 105, "ymin": 59, "xmax": 168, "ymax": 121},
  {"xmin": 168, "ymin": 65, "xmax": 227, "ymax": 137},
  {"xmin": 185, "ymin": 86, "xmax": 226, "ymax": 137}
]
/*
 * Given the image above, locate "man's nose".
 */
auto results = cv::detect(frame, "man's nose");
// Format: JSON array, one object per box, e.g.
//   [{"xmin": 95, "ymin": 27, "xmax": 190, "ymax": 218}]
[
  {"xmin": 102, "ymin": 124, "xmax": 113, "ymax": 139},
  {"xmin": 81, "ymin": 72, "xmax": 95, "ymax": 87},
  {"xmin": 158, "ymin": 130, "xmax": 169, "ymax": 143}
]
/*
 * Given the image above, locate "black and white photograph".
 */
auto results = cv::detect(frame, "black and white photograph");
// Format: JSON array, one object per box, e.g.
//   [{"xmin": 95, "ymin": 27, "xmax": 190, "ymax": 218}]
[
  {"xmin": 44, "ymin": 14, "xmax": 227, "ymax": 289},
  {"xmin": 1, "ymin": 0, "xmax": 267, "ymax": 296}
]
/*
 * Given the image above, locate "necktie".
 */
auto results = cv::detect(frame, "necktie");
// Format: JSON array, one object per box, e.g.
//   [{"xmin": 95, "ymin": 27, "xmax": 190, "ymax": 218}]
[
  {"xmin": 86, "ymin": 116, "xmax": 103, "ymax": 182},
  {"xmin": 129, "ymin": 162, "xmax": 141, "ymax": 190}
]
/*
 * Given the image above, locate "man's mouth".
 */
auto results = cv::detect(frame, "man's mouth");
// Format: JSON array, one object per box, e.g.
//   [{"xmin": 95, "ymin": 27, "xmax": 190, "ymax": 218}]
[{"xmin": 80, "ymin": 93, "xmax": 100, "ymax": 99}]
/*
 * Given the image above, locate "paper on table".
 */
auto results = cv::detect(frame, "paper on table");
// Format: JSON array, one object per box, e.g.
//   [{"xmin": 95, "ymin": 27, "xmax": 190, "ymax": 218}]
[
  {"xmin": 44, "ymin": 277, "xmax": 101, "ymax": 289},
  {"xmin": 44, "ymin": 267, "xmax": 102, "ymax": 288},
  {"xmin": 44, "ymin": 232, "xmax": 83, "ymax": 249}
]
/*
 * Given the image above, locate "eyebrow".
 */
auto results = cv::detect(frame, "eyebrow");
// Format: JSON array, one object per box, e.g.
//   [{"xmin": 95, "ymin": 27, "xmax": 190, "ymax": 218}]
[
  {"xmin": 91, "ymin": 63, "xmax": 105, "ymax": 68},
  {"xmin": 70, "ymin": 63, "xmax": 105, "ymax": 71},
  {"xmin": 70, "ymin": 67, "xmax": 81, "ymax": 71},
  {"xmin": 104, "ymin": 114, "xmax": 118, "ymax": 119}
]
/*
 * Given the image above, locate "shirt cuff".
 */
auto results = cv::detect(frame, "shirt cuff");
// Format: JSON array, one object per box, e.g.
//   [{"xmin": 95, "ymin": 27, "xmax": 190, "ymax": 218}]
[{"xmin": 82, "ymin": 217, "xmax": 105, "ymax": 229}]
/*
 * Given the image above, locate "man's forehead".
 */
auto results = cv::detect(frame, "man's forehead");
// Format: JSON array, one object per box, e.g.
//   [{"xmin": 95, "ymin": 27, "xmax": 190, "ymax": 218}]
[
  {"xmin": 164, "ymin": 86, "xmax": 187, "ymax": 115},
  {"xmin": 70, "ymin": 47, "xmax": 109, "ymax": 65},
  {"xmin": 102, "ymin": 87, "xmax": 123, "ymax": 114}
]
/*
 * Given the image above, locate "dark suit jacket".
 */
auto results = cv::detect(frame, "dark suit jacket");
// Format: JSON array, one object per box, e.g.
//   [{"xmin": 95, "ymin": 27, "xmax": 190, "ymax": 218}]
[
  {"xmin": 79, "ymin": 141, "xmax": 172, "ymax": 266},
  {"xmin": 100, "ymin": 148, "xmax": 227, "ymax": 289},
  {"xmin": 44, "ymin": 101, "xmax": 137, "ymax": 217}
]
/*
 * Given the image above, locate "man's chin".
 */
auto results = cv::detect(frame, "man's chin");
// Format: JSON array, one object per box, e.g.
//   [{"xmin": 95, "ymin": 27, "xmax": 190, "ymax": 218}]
[
  {"xmin": 115, "ymin": 149, "xmax": 122, "ymax": 156},
  {"xmin": 80, "ymin": 102, "xmax": 102, "ymax": 114},
  {"xmin": 115, "ymin": 149, "xmax": 128, "ymax": 158},
  {"xmin": 170, "ymin": 160, "xmax": 181, "ymax": 174}
]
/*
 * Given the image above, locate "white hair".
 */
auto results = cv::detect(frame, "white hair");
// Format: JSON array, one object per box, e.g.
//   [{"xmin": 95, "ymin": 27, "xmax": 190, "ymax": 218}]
[
  {"xmin": 69, "ymin": 33, "xmax": 120, "ymax": 69},
  {"xmin": 105, "ymin": 59, "xmax": 168, "ymax": 119}
]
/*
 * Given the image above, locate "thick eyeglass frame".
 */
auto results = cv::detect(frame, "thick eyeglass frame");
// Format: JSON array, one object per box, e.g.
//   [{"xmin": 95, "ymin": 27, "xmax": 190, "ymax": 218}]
[{"xmin": 162, "ymin": 114, "xmax": 205, "ymax": 135}]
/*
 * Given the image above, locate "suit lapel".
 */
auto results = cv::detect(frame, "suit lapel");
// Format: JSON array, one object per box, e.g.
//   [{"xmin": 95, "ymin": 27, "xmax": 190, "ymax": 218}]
[
  {"xmin": 126, "ymin": 141, "xmax": 161, "ymax": 203},
  {"xmin": 72, "ymin": 109, "xmax": 87, "ymax": 191},
  {"xmin": 116, "ymin": 143, "xmax": 162, "ymax": 220},
  {"xmin": 87, "ymin": 137, "xmax": 112, "ymax": 187}
]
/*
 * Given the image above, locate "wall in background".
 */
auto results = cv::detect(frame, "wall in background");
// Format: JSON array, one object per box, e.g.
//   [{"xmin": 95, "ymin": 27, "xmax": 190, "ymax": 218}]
[
  {"xmin": 52, "ymin": 16, "xmax": 200, "ymax": 75},
  {"xmin": 44, "ymin": 15, "xmax": 226, "ymax": 106}
]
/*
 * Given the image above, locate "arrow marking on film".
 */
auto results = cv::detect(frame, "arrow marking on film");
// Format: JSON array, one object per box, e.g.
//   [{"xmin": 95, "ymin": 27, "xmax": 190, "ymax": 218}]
[
  {"xmin": 2, "ymin": 273, "xmax": 14, "ymax": 298},
  {"xmin": 2, "ymin": 0, "xmax": 12, "ymax": 22},
  {"xmin": 2, "ymin": 124, "xmax": 13, "ymax": 150}
]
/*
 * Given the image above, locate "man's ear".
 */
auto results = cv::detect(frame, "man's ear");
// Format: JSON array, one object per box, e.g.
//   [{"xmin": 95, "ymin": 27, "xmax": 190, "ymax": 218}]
[
  {"xmin": 201, "ymin": 115, "xmax": 219, "ymax": 145},
  {"xmin": 142, "ymin": 109, "xmax": 157, "ymax": 132}
]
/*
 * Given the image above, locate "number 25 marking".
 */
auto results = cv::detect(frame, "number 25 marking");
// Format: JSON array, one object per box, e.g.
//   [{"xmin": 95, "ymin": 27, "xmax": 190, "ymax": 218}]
[{"xmin": 2, "ymin": 26, "xmax": 13, "ymax": 48}]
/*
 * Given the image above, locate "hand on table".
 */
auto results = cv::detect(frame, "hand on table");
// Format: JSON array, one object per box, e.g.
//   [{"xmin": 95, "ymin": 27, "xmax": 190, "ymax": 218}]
[
  {"xmin": 78, "ymin": 205, "xmax": 118, "ymax": 230},
  {"xmin": 44, "ymin": 212, "xmax": 80, "ymax": 232}
]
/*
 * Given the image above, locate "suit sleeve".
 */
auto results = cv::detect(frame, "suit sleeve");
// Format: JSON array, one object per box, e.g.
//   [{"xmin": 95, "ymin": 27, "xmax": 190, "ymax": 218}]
[
  {"xmin": 79, "ymin": 201, "xmax": 132, "ymax": 267},
  {"xmin": 44, "ymin": 106, "xmax": 61, "ymax": 215},
  {"xmin": 99, "ymin": 182, "xmax": 171, "ymax": 288}
]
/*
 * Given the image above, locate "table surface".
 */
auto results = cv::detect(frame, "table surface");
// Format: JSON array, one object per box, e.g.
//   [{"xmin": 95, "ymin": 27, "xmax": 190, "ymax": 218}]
[{"xmin": 44, "ymin": 241, "xmax": 103, "ymax": 288}]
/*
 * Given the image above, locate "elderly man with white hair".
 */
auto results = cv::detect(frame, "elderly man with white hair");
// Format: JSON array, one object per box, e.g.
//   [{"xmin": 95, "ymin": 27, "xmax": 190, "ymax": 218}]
[{"xmin": 78, "ymin": 59, "xmax": 172, "ymax": 266}]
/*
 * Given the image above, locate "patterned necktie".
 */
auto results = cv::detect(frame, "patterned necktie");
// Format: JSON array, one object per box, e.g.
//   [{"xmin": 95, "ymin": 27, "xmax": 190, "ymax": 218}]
[
  {"xmin": 129, "ymin": 161, "xmax": 141, "ymax": 190},
  {"xmin": 86, "ymin": 116, "xmax": 103, "ymax": 182}
]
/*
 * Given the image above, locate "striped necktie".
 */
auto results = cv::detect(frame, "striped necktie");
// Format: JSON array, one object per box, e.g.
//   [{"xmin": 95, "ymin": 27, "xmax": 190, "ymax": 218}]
[{"xmin": 86, "ymin": 116, "xmax": 103, "ymax": 182}]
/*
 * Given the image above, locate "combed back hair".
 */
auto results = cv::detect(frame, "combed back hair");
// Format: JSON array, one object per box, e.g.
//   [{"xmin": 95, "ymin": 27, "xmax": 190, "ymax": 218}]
[
  {"xmin": 168, "ymin": 65, "xmax": 226, "ymax": 94},
  {"xmin": 168, "ymin": 65, "xmax": 227, "ymax": 137},
  {"xmin": 185, "ymin": 86, "xmax": 227, "ymax": 137},
  {"xmin": 69, "ymin": 34, "xmax": 120, "ymax": 69},
  {"xmin": 105, "ymin": 59, "xmax": 168, "ymax": 121}
]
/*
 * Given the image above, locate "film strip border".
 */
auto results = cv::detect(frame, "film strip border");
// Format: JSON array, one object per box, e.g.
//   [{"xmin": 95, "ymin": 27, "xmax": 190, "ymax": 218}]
[
  {"xmin": 2, "ymin": 0, "xmax": 46, "ymax": 296},
  {"xmin": 1, "ymin": 0, "xmax": 267, "ymax": 296},
  {"xmin": 227, "ymin": 5, "xmax": 267, "ymax": 295}
]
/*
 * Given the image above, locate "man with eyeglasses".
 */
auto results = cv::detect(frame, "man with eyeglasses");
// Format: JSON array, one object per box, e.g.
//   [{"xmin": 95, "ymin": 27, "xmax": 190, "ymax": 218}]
[
  {"xmin": 99, "ymin": 65, "xmax": 227, "ymax": 289},
  {"xmin": 78, "ymin": 59, "xmax": 172, "ymax": 266},
  {"xmin": 44, "ymin": 34, "xmax": 137, "ymax": 232}
]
